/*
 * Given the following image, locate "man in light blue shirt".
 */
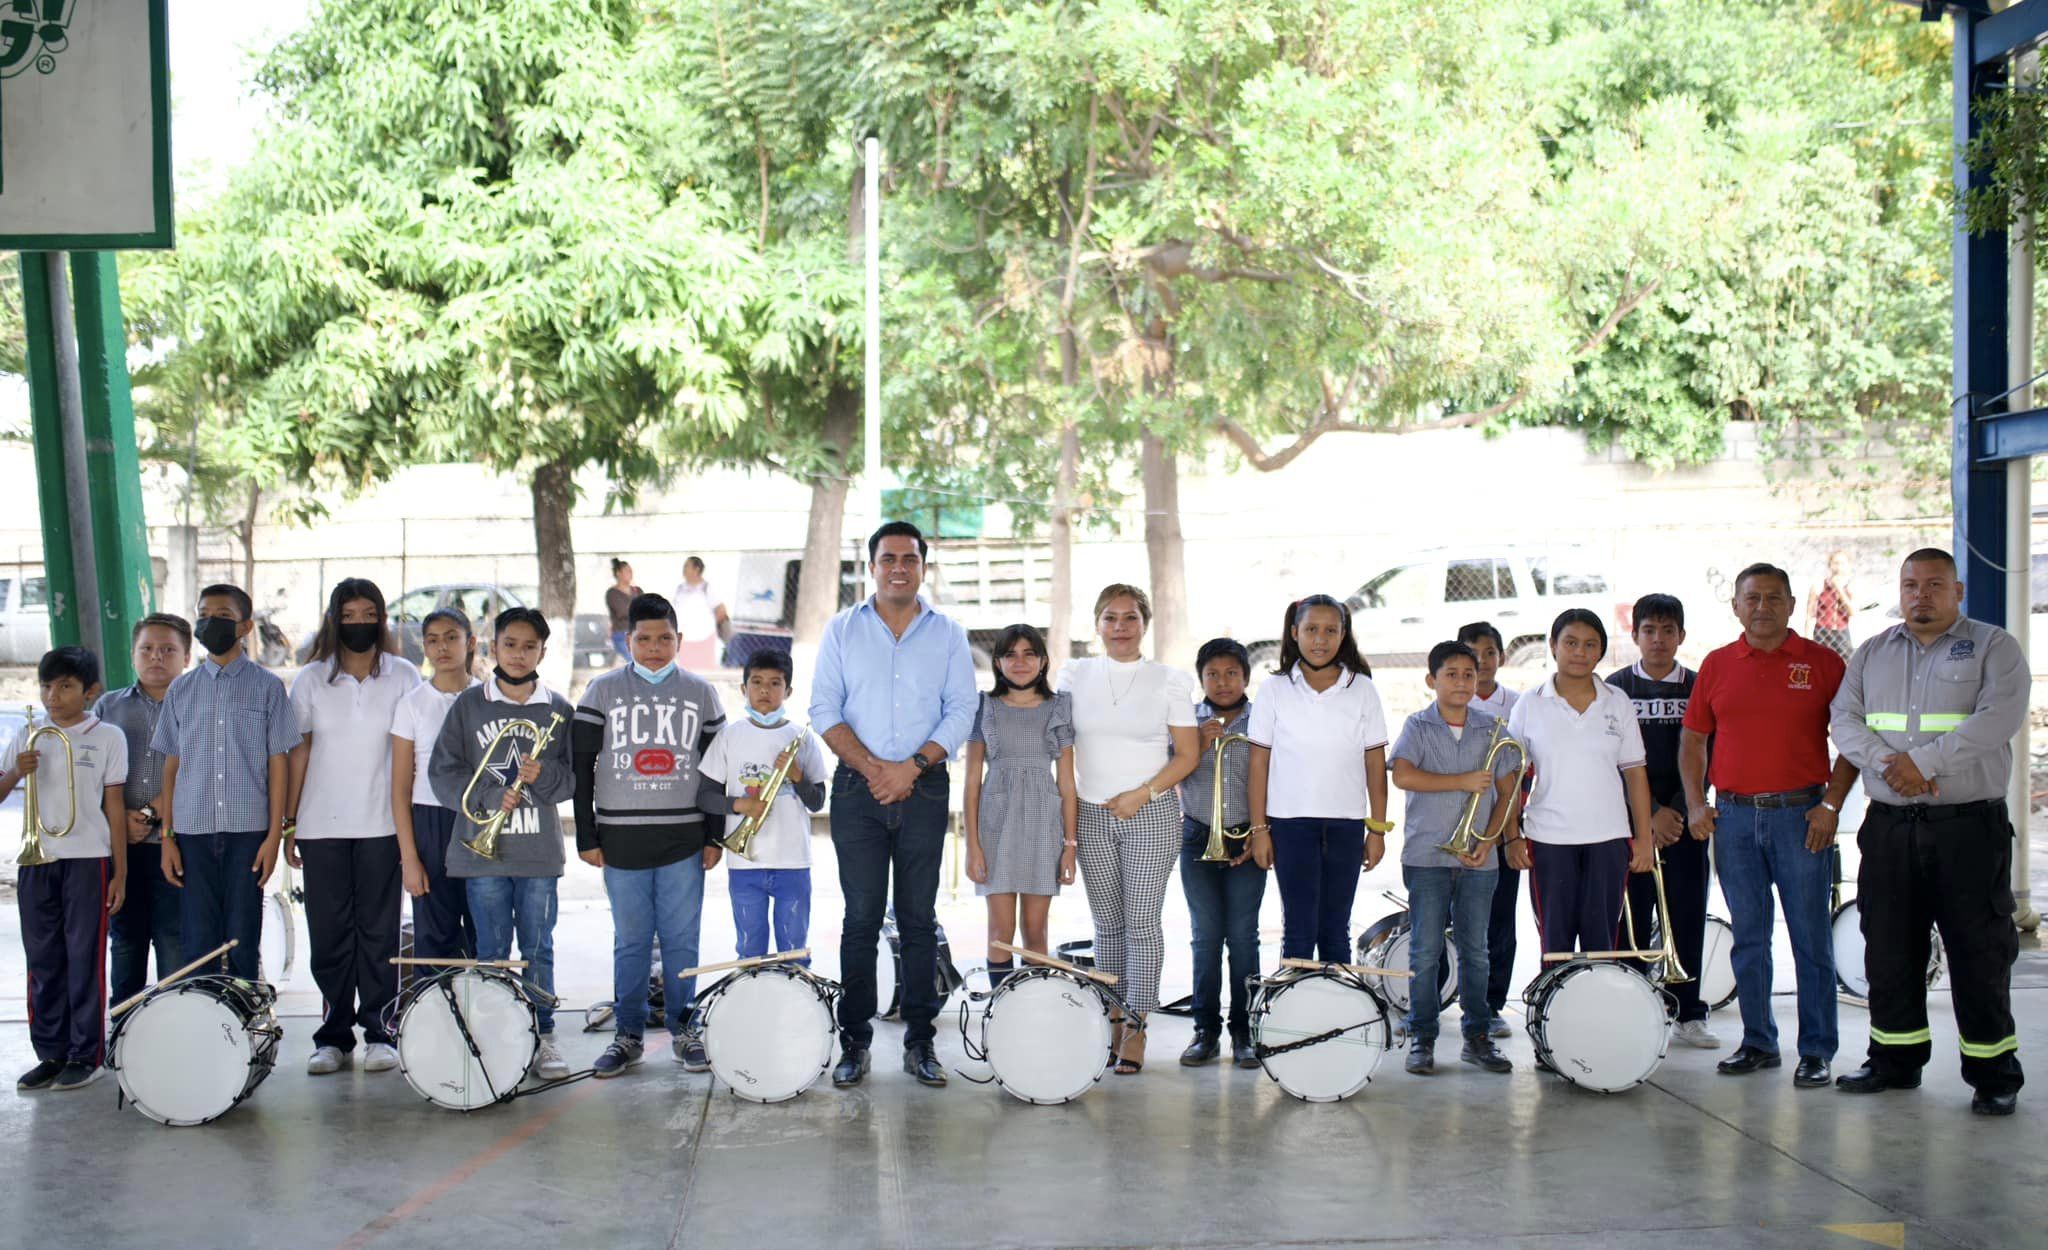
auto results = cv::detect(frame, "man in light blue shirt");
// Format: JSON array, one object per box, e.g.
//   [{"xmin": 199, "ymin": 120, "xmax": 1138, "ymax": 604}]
[{"xmin": 810, "ymin": 520, "xmax": 976, "ymax": 1088}]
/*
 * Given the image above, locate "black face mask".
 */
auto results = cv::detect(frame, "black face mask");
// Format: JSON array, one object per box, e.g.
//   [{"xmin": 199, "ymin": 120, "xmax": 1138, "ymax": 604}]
[
  {"xmin": 494, "ymin": 665, "xmax": 538, "ymax": 688},
  {"xmin": 194, "ymin": 617, "xmax": 241, "ymax": 657},
  {"xmin": 1207, "ymin": 697, "xmax": 1248, "ymax": 716},
  {"xmin": 338, "ymin": 623, "xmax": 381, "ymax": 654},
  {"xmin": 1298, "ymin": 654, "xmax": 1340, "ymax": 672}
]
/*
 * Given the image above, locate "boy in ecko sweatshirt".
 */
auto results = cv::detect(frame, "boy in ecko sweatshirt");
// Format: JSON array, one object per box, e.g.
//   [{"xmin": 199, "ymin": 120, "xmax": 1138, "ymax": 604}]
[
  {"xmin": 428, "ymin": 607, "xmax": 577, "ymax": 1083},
  {"xmin": 573, "ymin": 593, "xmax": 726, "ymax": 1079}
]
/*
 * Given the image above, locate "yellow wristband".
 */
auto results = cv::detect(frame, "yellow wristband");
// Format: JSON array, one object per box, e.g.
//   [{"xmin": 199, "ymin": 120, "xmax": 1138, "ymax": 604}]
[{"xmin": 1364, "ymin": 818, "xmax": 1395, "ymax": 835}]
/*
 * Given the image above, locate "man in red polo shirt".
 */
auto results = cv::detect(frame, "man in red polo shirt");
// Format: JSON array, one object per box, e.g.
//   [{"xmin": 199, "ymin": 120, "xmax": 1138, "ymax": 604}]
[{"xmin": 1679, "ymin": 562, "xmax": 1857, "ymax": 1089}]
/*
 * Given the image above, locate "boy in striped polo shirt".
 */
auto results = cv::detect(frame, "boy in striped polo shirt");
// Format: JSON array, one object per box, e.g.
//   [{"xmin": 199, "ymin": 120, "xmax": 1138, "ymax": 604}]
[{"xmin": 574, "ymin": 593, "xmax": 726, "ymax": 1077}]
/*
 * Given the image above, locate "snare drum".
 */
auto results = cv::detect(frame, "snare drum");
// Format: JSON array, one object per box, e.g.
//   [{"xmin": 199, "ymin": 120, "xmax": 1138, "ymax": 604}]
[
  {"xmin": 1524, "ymin": 960, "xmax": 1670, "ymax": 1094},
  {"xmin": 393, "ymin": 967, "xmax": 542, "ymax": 1111},
  {"xmin": 974, "ymin": 966, "xmax": 1115, "ymax": 1105},
  {"xmin": 1249, "ymin": 966, "xmax": 1391, "ymax": 1102},
  {"xmin": 1830, "ymin": 897, "xmax": 1945, "ymax": 1000},
  {"xmin": 1699, "ymin": 915, "xmax": 1737, "ymax": 1011},
  {"xmin": 1356, "ymin": 912, "xmax": 1455, "ymax": 1016},
  {"xmin": 697, "ymin": 964, "xmax": 840, "ymax": 1103},
  {"xmin": 110, "ymin": 976, "xmax": 281, "ymax": 1126}
]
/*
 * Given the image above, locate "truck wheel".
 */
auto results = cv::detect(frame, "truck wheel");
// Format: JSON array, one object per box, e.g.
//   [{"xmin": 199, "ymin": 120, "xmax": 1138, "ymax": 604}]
[
  {"xmin": 971, "ymin": 645, "xmax": 993, "ymax": 672},
  {"xmin": 1245, "ymin": 641, "xmax": 1282, "ymax": 676},
  {"xmin": 1504, "ymin": 638, "xmax": 1550, "ymax": 670}
]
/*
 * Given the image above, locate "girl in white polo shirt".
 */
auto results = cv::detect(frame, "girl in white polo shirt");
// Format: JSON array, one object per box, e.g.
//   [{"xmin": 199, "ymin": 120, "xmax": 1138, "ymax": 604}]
[
  {"xmin": 390, "ymin": 607, "xmax": 483, "ymax": 961},
  {"xmin": 1503, "ymin": 609, "xmax": 1655, "ymax": 957},
  {"xmin": 285, "ymin": 578, "xmax": 423, "ymax": 1078},
  {"xmin": 1247, "ymin": 595, "xmax": 1390, "ymax": 962},
  {"xmin": 1056, "ymin": 584, "xmax": 1200, "ymax": 1074}
]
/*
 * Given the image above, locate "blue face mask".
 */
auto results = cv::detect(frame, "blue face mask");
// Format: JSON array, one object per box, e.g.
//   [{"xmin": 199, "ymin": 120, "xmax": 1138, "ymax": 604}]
[
  {"xmin": 631, "ymin": 661, "xmax": 677, "ymax": 684},
  {"xmin": 746, "ymin": 704, "xmax": 786, "ymax": 728}
]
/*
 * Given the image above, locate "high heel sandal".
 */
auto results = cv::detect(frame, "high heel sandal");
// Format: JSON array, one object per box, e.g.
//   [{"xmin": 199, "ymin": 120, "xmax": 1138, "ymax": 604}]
[
  {"xmin": 1115, "ymin": 1014, "xmax": 1147, "ymax": 1074},
  {"xmin": 1107, "ymin": 1013, "xmax": 1127, "ymax": 1062}
]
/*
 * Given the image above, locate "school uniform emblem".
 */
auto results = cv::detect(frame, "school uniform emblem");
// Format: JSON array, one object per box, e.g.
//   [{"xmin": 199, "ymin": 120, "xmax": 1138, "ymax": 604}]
[
  {"xmin": 1949, "ymin": 639, "xmax": 1976, "ymax": 660},
  {"xmin": 1787, "ymin": 663, "xmax": 1813, "ymax": 690}
]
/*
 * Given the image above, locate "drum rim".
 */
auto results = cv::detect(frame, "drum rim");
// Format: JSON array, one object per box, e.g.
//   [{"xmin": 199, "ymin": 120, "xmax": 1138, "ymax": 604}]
[
  {"xmin": 111, "ymin": 984, "xmax": 278, "ymax": 1125},
  {"xmin": 394, "ymin": 969, "xmax": 541, "ymax": 1111},
  {"xmin": 1249, "ymin": 969, "xmax": 1391, "ymax": 1101},
  {"xmin": 980, "ymin": 967, "xmax": 1113, "ymax": 1104},
  {"xmin": 1524, "ymin": 960, "xmax": 1669, "ymax": 1093},
  {"xmin": 700, "ymin": 964, "xmax": 837, "ymax": 1103}
]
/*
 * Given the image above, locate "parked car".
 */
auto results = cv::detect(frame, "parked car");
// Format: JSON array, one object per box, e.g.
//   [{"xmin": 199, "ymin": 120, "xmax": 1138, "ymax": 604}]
[
  {"xmin": 1245, "ymin": 548, "xmax": 1632, "ymax": 672},
  {"xmin": 0, "ymin": 575, "xmax": 51, "ymax": 665},
  {"xmin": 296, "ymin": 582, "xmax": 617, "ymax": 672},
  {"xmin": 724, "ymin": 551, "xmax": 863, "ymax": 667}
]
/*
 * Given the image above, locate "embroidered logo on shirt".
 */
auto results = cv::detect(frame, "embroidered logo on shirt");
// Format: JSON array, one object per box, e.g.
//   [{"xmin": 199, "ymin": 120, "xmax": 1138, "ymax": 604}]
[
  {"xmin": 1787, "ymin": 663, "xmax": 1813, "ymax": 691},
  {"xmin": 633, "ymin": 748, "xmax": 676, "ymax": 776},
  {"xmin": 1948, "ymin": 639, "xmax": 1976, "ymax": 661}
]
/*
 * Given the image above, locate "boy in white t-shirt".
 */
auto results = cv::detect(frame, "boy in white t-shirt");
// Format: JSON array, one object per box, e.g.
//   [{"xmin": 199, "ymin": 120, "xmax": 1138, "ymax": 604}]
[
  {"xmin": 698, "ymin": 651, "xmax": 827, "ymax": 963},
  {"xmin": 2, "ymin": 647, "xmax": 129, "ymax": 1092}
]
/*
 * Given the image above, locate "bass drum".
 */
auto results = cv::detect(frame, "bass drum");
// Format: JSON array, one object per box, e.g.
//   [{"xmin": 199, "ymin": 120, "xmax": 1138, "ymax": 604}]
[
  {"xmin": 856, "ymin": 913, "xmax": 963, "ymax": 1020},
  {"xmin": 1356, "ymin": 912, "xmax": 1454, "ymax": 1016},
  {"xmin": 393, "ymin": 967, "xmax": 541, "ymax": 1111},
  {"xmin": 1524, "ymin": 960, "xmax": 1670, "ymax": 1094},
  {"xmin": 1647, "ymin": 913, "xmax": 1736, "ymax": 1010},
  {"xmin": 976, "ymin": 967, "xmax": 1114, "ymax": 1104},
  {"xmin": 1831, "ymin": 898, "xmax": 1945, "ymax": 1000},
  {"xmin": 1249, "ymin": 967, "xmax": 1391, "ymax": 1102},
  {"xmin": 698, "ymin": 965, "xmax": 840, "ymax": 1103},
  {"xmin": 110, "ymin": 976, "xmax": 282, "ymax": 1127}
]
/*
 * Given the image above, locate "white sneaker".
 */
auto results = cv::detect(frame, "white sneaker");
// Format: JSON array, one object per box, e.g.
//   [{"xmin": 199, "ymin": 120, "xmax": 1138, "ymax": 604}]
[
  {"xmin": 532, "ymin": 1036, "xmax": 570, "ymax": 1081},
  {"xmin": 306, "ymin": 1046, "xmax": 350, "ymax": 1075},
  {"xmin": 1674, "ymin": 1019, "xmax": 1723, "ymax": 1050},
  {"xmin": 362, "ymin": 1043, "xmax": 399, "ymax": 1073}
]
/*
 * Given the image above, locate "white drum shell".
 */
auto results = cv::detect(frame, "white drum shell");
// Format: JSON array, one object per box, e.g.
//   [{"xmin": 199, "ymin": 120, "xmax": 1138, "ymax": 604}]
[
  {"xmin": 1251, "ymin": 972, "xmax": 1389, "ymax": 1103},
  {"xmin": 1368, "ymin": 923, "xmax": 1457, "ymax": 1015},
  {"xmin": 700, "ymin": 967, "xmax": 837, "ymax": 1103},
  {"xmin": 1699, "ymin": 915, "xmax": 1738, "ymax": 1011},
  {"xmin": 1526, "ymin": 962, "xmax": 1669, "ymax": 1094},
  {"xmin": 1831, "ymin": 898, "xmax": 1944, "ymax": 1000},
  {"xmin": 396, "ymin": 970, "xmax": 541, "ymax": 1111},
  {"xmin": 112, "ymin": 982, "xmax": 278, "ymax": 1127},
  {"xmin": 979, "ymin": 970, "xmax": 1111, "ymax": 1105}
]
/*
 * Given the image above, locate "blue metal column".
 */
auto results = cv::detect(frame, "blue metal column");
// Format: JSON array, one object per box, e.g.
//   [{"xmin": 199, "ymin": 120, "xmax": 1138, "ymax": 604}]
[{"xmin": 1955, "ymin": 8, "xmax": 2011, "ymax": 626}]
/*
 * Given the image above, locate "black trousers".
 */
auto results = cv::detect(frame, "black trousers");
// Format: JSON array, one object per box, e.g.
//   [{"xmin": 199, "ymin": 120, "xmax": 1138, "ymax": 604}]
[
  {"xmin": 301, "ymin": 836, "xmax": 403, "ymax": 1051},
  {"xmin": 409, "ymin": 805, "xmax": 476, "ymax": 960},
  {"xmin": 1857, "ymin": 801, "xmax": 2023, "ymax": 1096},
  {"xmin": 1528, "ymin": 839, "xmax": 1630, "ymax": 955},
  {"xmin": 1624, "ymin": 834, "xmax": 1711, "ymax": 1022},
  {"xmin": 19, "ymin": 858, "xmax": 109, "ymax": 1065},
  {"xmin": 1486, "ymin": 863, "xmax": 1520, "ymax": 1013}
]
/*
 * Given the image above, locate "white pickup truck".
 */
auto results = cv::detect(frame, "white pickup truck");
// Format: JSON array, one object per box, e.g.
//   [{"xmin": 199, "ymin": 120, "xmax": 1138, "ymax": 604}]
[{"xmin": 0, "ymin": 574, "xmax": 52, "ymax": 665}]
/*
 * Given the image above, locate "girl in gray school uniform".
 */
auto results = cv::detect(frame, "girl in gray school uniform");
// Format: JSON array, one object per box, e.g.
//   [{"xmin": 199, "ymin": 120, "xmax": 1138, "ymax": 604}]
[{"xmin": 962, "ymin": 625, "xmax": 1078, "ymax": 989}]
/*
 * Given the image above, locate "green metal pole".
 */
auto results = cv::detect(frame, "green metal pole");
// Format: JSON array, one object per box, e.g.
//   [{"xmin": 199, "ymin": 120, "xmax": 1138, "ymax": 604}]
[
  {"xmin": 19, "ymin": 254, "xmax": 84, "ymax": 651},
  {"xmin": 70, "ymin": 252, "xmax": 155, "ymax": 689}
]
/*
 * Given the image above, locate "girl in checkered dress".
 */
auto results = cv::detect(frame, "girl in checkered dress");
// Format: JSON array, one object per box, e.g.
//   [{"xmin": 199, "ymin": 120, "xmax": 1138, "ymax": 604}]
[{"xmin": 962, "ymin": 625, "xmax": 1078, "ymax": 991}]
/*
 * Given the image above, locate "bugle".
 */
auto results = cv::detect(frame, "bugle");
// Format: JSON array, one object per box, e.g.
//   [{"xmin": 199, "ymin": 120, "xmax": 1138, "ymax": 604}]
[
  {"xmin": 17, "ymin": 704, "xmax": 77, "ymax": 867},
  {"xmin": 1437, "ymin": 720, "xmax": 1525, "ymax": 861},
  {"xmin": 1201, "ymin": 733, "xmax": 1252, "ymax": 862},
  {"xmin": 460, "ymin": 711, "xmax": 565, "ymax": 860}
]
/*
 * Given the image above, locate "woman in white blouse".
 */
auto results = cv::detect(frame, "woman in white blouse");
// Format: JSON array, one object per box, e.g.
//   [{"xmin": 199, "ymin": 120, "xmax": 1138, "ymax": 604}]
[{"xmin": 1056, "ymin": 585, "xmax": 1200, "ymax": 1073}]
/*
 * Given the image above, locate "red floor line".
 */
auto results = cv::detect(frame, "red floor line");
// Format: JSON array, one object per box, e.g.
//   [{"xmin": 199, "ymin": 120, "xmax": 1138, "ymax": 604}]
[{"xmin": 332, "ymin": 1083, "xmax": 603, "ymax": 1250}]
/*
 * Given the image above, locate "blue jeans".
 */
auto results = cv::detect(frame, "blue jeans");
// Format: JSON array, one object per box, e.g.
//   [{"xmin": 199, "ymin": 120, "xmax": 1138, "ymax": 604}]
[
  {"xmin": 1402, "ymin": 865, "xmax": 1495, "ymax": 1044},
  {"xmin": 610, "ymin": 630, "xmax": 630, "ymax": 659},
  {"xmin": 467, "ymin": 875, "xmax": 559, "ymax": 1035},
  {"xmin": 1179, "ymin": 817, "xmax": 1265, "ymax": 1038},
  {"xmin": 110, "ymin": 840, "xmax": 184, "ymax": 1006},
  {"xmin": 730, "ymin": 868, "xmax": 811, "ymax": 964},
  {"xmin": 1269, "ymin": 817, "xmax": 1364, "ymax": 962},
  {"xmin": 177, "ymin": 830, "xmax": 268, "ymax": 981},
  {"xmin": 603, "ymin": 857, "xmax": 705, "ymax": 1036},
  {"xmin": 832, "ymin": 764, "xmax": 949, "ymax": 1048},
  {"xmin": 1716, "ymin": 800, "xmax": 1837, "ymax": 1060}
]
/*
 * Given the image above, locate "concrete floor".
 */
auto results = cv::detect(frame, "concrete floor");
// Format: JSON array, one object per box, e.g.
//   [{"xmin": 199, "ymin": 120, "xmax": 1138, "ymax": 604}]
[{"xmin": 0, "ymin": 829, "xmax": 2041, "ymax": 1249}]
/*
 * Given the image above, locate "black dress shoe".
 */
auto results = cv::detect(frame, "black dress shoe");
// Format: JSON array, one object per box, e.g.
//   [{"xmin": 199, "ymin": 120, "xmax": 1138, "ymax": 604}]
[
  {"xmin": 903, "ymin": 1043, "xmax": 947, "ymax": 1087},
  {"xmin": 1180, "ymin": 1033, "xmax": 1220, "ymax": 1067},
  {"xmin": 1231, "ymin": 1035, "xmax": 1260, "ymax": 1070},
  {"xmin": 1461, "ymin": 1038, "xmax": 1514, "ymax": 1074},
  {"xmin": 1793, "ymin": 1057, "xmax": 1831, "ymax": 1088},
  {"xmin": 1835, "ymin": 1064, "xmax": 1921, "ymax": 1093},
  {"xmin": 832, "ymin": 1048, "xmax": 870, "ymax": 1088},
  {"xmin": 1971, "ymin": 1090, "xmax": 2018, "ymax": 1116},
  {"xmin": 1717, "ymin": 1046, "xmax": 1783, "ymax": 1076}
]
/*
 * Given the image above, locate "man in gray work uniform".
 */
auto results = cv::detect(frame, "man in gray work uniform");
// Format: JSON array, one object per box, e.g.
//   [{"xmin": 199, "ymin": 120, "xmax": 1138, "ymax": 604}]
[{"xmin": 1828, "ymin": 548, "xmax": 2026, "ymax": 1116}]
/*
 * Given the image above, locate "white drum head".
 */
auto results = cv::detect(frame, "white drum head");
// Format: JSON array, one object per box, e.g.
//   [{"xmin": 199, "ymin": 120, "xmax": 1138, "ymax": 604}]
[
  {"xmin": 1832, "ymin": 900, "xmax": 1870, "ymax": 998},
  {"xmin": 981, "ymin": 972, "xmax": 1110, "ymax": 1105},
  {"xmin": 115, "ymin": 988, "xmax": 258, "ymax": 1126},
  {"xmin": 1371, "ymin": 925, "xmax": 1455, "ymax": 1014},
  {"xmin": 702, "ymin": 969, "xmax": 835, "ymax": 1103},
  {"xmin": 875, "ymin": 939, "xmax": 900, "ymax": 1020},
  {"xmin": 1253, "ymin": 973, "xmax": 1388, "ymax": 1102},
  {"xmin": 1699, "ymin": 916, "xmax": 1738, "ymax": 1010},
  {"xmin": 260, "ymin": 891, "xmax": 295, "ymax": 985},
  {"xmin": 1531, "ymin": 964, "xmax": 1668, "ymax": 1094},
  {"xmin": 397, "ymin": 971, "xmax": 539, "ymax": 1111}
]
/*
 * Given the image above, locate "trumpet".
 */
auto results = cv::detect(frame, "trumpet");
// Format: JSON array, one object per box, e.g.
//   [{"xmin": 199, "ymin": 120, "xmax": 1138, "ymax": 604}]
[
  {"xmin": 1437, "ymin": 720, "xmax": 1526, "ymax": 861},
  {"xmin": 1622, "ymin": 845, "xmax": 1692, "ymax": 984},
  {"xmin": 460, "ymin": 711, "xmax": 565, "ymax": 861},
  {"xmin": 17, "ymin": 704, "xmax": 77, "ymax": 867},
  {"xmin": 725, "ymin": 724, "xmax": 808, "ymax": 861},
  {"xmin": 1201, "ymin": 733, "xmax": 1252, "ymax": 862}
]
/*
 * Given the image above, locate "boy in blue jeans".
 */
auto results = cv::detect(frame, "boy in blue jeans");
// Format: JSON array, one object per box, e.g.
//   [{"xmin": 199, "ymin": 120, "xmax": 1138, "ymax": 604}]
[
  {"xmin": 698, "ymin": 651, "xmax": 826, "ymax": 963},
  {"xmin": 573, "ymin": 594, "xmax": 726, "ymax": 1078},
  {"xmin": 1389, "ymin": 641, "xmax": 1522, "ymax": 1075}
]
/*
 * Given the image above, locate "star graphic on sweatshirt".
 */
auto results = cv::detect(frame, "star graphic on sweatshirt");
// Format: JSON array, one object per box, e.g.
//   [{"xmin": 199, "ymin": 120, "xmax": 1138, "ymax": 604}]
[{"xmin": 485, "ymin": 742, "xmax": 528, "ymax": 791}]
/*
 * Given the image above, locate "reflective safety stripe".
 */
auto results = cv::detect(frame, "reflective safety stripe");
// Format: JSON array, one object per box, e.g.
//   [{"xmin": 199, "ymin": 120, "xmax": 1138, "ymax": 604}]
[
  {"xmin": 1870, "ymin": 1026, "xmax": 1932, "ymax": 1046},
  {"xmin": 1959, "ymin": 1035, "xmax": 2019, "ymax": 1059},
  {"xmin": 1918, "ymin": 713, "xmax": 1967, "ymax": 732},
  {"xmin": 1865, "ymin": 713, "xmax": 1910, "ymax": 731}
]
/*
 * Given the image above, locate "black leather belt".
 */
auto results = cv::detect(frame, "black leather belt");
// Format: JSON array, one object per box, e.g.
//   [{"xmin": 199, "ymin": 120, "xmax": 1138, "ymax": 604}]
[
  {"xmin": 1720, "ymin": 785, "xmax": 1825, "ymax": 809},
  {"xmin": 1869, "ymin": 798, "xmax": 2005, "ymax": 822}
]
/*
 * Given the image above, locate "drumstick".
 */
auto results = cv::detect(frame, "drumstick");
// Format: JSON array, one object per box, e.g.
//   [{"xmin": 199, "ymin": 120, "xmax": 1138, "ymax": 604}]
[
  {"xmin": 676, "ymin": 948, "xmax": 811, "ymax": 979},
  {"xmin": 1542, "ymin": 951, "xmax": 1645, "ymax": 962},
  {"xmin": 111, "ymin": 940, "xmax": 237, "ymax": 1018},
  {"xmin": 993, "ymin": 941, "xmax": 1120, "ymax": 985},
  {"xmin": 389, "ymin": 957, "xmax": 530, "ymax": 969},
  {"xmin": 1279, "ymin": 956, "xmax": 1415, "ymax": 979}
]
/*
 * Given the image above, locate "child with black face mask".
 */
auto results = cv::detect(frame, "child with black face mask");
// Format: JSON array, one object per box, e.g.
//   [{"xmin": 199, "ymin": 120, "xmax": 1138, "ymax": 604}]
[
  {"xmin": 154, "ymin": 584, "xmax": 302, "ymax": 982},
  {"xmin": 284, "ymin": 578, "xmax": 421, "ymax": 1078}
]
